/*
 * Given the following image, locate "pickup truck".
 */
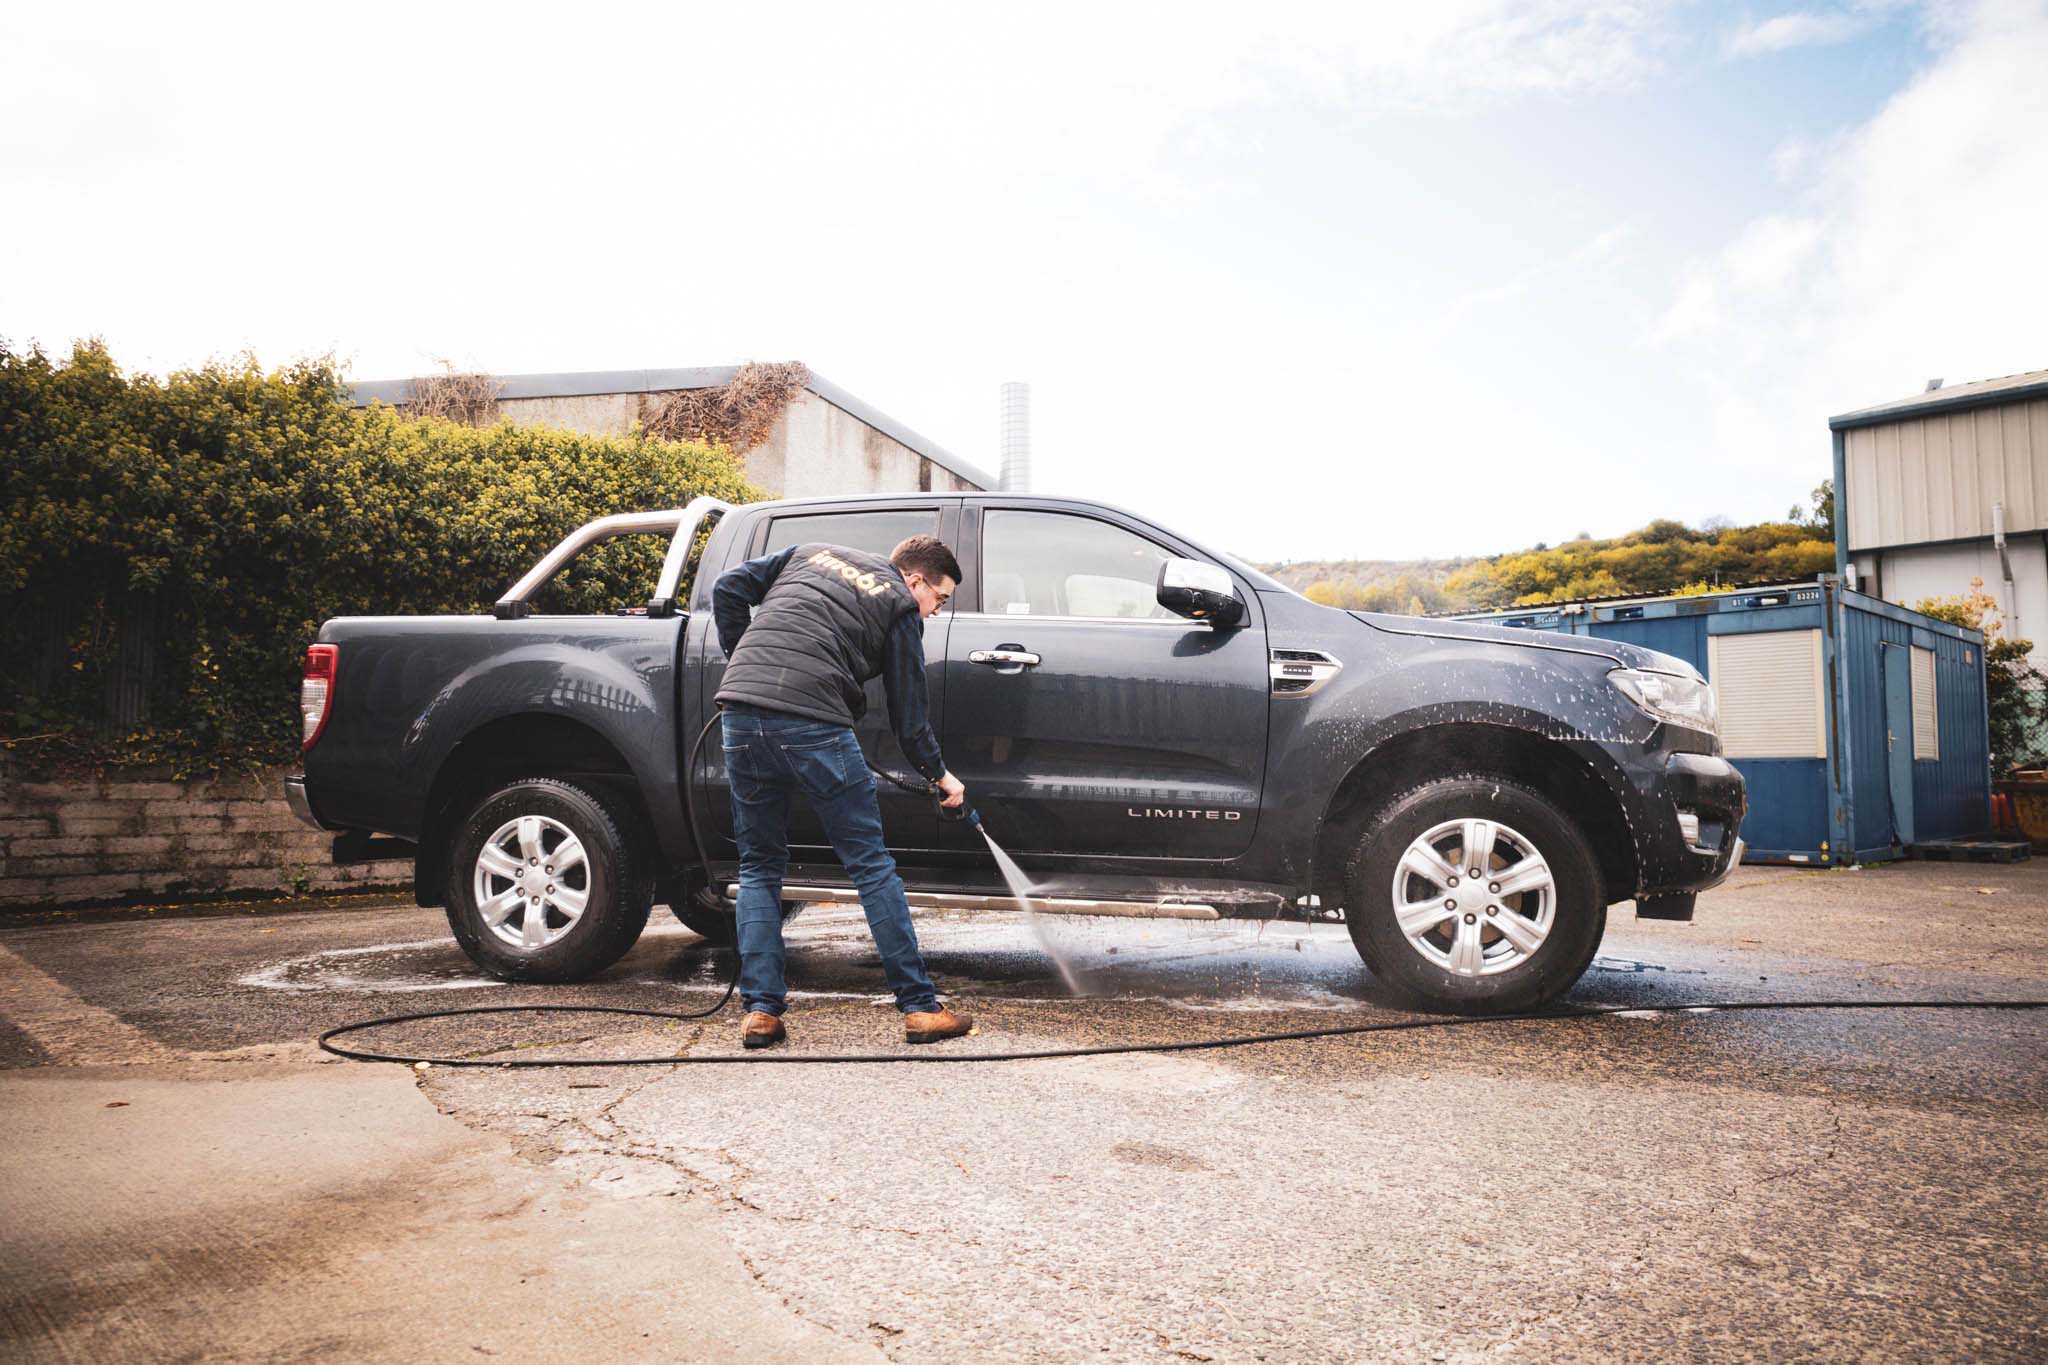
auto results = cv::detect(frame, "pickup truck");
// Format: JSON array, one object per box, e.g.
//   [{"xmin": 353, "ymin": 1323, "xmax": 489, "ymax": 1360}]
[{"xmin": 290, "ymin": 492, "xmax": 1745, "ymax": 1014}]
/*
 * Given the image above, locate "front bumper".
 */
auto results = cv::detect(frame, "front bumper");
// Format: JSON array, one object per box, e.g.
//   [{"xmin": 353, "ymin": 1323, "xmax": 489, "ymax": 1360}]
[
  {"xmin": 1623, "ymin": 749, "xmax": 1747, "ymax": 896},
  {"xmin": 1699, "ymin": 837, "xmax": 1745, "ymax": 890},
  {"xmin": 284, "ymin": 775, "xmax": 330, "ymax": 831}
]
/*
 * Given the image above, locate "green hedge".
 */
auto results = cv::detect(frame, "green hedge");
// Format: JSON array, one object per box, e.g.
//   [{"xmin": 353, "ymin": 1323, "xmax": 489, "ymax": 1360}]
[{"xmin": 0, "ymin": 341, "xmax": 762, "ymax": 773}]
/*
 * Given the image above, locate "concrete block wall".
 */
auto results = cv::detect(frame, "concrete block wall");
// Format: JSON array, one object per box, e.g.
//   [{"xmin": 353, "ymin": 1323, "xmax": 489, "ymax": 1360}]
[
  {"xmin": 747, "ymin": 390, "xmax": 979, "ymax": 498},
  {"xmin": 494, "ymin": 387, "xmax": 985, "ymax": 498},
  {"xmin": 0, "ymin": 763, "xmax": 411, "ymax": 907}
]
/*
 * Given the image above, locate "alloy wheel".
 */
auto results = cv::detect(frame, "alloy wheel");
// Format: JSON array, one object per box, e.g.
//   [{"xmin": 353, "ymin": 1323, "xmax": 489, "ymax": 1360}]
[
  {"xmin": 1388, "ymin": 817, "xmax": 1555, "ymax": 976},
  {"xmin": 472, "ymin": 814, "xmax": 590, "ymax": 951}
]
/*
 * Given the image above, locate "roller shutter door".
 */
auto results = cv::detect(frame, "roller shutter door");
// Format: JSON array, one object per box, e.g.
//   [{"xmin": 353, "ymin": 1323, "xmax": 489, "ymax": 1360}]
[{"xmin": 1707, "ymin": 630, "xmax": 1825, "ymax": 759}]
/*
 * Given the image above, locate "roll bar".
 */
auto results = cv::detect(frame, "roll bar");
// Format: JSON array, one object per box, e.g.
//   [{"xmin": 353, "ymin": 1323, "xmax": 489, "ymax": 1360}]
[{"xmin": 492, "ymin": 496, "xmax": 735, "ymax": 620}]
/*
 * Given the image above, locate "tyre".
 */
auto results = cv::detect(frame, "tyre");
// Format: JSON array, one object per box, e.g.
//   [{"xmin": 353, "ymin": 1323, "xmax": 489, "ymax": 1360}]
[
  {"xmin": 667, "ymin": 893, "xmax": 807, "ymax": 944},
  {"xmin": 444, "ymin": 778, "xmax": 654, "ymax": 982},
  {"xmin": 1344, "ymin": 775, "xmax": 1604, "ymax": 1015}
]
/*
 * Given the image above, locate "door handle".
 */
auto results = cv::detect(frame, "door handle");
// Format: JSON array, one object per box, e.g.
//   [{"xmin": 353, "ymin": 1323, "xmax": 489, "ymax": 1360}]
[{"xmin": 969, "ymin": 648, "xmax": 1041, "ymax": 668}]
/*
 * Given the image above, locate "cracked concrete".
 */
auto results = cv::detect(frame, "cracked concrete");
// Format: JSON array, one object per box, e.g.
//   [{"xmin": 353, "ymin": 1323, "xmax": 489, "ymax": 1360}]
[
  {"xmin": 424, "ymin": 1033, "xmax": 2045, "ymax": 1361},
  {"xmin": 0, "ymin": 1059, "xmax": 878, "ymax": 1362}
]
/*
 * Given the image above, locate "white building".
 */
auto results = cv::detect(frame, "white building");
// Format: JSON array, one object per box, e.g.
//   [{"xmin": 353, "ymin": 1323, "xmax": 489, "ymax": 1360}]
[
  {"xmin": 348, "ymin": 365, "xmax": 994, "ymax": 498},
  {"xmin": 1834, "ymin": 367, "xmax": 2048, "ymax": 659}
]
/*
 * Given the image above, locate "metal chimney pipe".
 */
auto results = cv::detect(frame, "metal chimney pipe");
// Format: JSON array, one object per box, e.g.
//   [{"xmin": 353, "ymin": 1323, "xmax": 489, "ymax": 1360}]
[{"xmin": 999, "ymin": 381, "xmax": 1031, "ymax": 492}]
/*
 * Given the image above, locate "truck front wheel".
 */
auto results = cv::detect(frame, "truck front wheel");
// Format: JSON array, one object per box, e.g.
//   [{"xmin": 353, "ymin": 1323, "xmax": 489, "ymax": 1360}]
[
  {"xmin": 1345, "ymin": 775, "xmax": 1604, "ymax": 1015},
  {"xmin": 445, "ymin": 778, "xmax": 654, "ymax": 982}
]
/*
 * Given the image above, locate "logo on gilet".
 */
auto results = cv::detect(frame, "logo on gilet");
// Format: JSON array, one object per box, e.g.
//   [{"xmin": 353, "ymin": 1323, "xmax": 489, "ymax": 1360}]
[{"xmin": 808, "ymin": 548, "xmax": 898, "ymax": 598}]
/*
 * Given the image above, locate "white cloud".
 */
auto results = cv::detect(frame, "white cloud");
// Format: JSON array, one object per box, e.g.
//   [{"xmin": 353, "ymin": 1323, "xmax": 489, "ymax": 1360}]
[
  {"xmin": 1724, "ymin": 9, "xmax": 1875, "ymax": 57},
  {"xmin": 1653, "ymin": 216, "xmax": 1823, "ymax": 342},
  {"xmin": 1660, "ymin": 0, "xmax": 2048, "ymax": 472},
  {"xmin": 1769, "ymin": 137, "xmax": 1812, "ymax": 182},
  {"xmin": 1434, "ymin": 219, "xmax": 1637, "ymax": 341}
]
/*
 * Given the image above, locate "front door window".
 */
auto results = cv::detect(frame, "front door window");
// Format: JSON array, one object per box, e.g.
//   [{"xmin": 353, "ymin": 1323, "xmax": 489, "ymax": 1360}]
[{"xmin": 981, "ymin": 510, "xmax": 1173, "ymax": 619}]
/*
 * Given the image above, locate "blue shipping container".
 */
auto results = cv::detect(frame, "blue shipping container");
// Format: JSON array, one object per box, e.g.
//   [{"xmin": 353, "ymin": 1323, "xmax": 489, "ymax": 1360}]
[{"xmin": 1453, "ymin": 578, "xmax": 1989, "ymax": 864}]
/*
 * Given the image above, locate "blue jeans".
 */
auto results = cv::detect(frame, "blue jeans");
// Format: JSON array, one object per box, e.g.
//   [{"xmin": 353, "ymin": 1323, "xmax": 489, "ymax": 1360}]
[{"xmin": 720, "ymin": 708, "xmax": 939, "ymax": 1017}]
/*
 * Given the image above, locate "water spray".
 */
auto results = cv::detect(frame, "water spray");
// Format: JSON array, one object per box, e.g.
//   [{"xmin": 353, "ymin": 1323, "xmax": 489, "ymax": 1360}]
[{"xmin": 930, "ymin": 779, "xmax": 1086, "ymax": 995}]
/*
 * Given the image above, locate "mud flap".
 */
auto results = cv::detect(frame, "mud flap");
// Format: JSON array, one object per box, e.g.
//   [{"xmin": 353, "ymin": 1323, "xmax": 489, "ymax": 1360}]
[{"xmin": 1633, "ymin": 892, "xmax": 1696, "ymax": 921}]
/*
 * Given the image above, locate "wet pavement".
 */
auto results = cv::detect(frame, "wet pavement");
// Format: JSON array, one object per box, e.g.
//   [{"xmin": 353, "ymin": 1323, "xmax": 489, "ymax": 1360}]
[{"xmin": 2, "ymin": 861, "xmax": 2044, "ymax": 1360}]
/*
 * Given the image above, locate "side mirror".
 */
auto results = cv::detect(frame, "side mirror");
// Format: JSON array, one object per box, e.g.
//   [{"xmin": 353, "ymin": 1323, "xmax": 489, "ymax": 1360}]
[{"xmin": 1157, "ymin": 558, "xmax": 1245, "ymax": 627}]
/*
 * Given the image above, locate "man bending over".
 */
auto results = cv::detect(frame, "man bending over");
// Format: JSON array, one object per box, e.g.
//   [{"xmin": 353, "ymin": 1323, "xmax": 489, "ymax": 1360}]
[{"xmin": 712, "ymin": 534, "xmax": 973, "ymax": 1049}]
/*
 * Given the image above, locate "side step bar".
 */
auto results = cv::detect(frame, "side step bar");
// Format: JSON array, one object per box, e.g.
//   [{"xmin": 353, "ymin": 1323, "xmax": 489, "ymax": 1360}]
[{"xmin": 726, "ymin": 884, "xmax": 1220, "ymax": 921}]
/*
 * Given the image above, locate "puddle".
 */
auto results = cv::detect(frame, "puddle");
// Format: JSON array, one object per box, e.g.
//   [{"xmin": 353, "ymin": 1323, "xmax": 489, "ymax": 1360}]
[
  {"xmin": 238, "ymin": 937, "xmax": 500, "ymax": 993},
  {"xmin": 238, "ymin": 910, "xmax": 1709, "ymax": 1017}
]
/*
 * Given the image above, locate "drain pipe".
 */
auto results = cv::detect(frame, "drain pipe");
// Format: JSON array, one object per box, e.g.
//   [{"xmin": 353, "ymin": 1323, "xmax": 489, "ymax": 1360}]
[{"xmin": 1993, "ymin": 501, "xmax": 2020, "ymax": 640}]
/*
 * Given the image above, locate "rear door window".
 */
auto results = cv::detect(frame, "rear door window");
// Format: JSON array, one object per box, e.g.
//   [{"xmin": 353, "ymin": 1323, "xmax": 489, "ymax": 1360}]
[{"xmin": 762, "ymin": 508, "xmax": 940, "ymax": 558}]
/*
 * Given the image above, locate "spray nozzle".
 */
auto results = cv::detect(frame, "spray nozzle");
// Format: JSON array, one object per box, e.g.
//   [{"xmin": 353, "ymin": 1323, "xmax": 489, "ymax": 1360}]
[{"xmin": 931, "ymin": 784, "xmax": 981, "ymax": 828}]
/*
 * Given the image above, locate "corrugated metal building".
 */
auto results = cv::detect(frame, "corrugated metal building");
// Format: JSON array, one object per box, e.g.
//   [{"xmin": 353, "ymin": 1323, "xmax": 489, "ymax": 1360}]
[
  {"xmin": 1832, "ymin": 367, "xmax": 2048, "ymax": 663},
  {"xmin": 1454, "ymin": 579, "xmax": 1989, "ymax": 865},
  {"xmin": 347, "ymin": 366, "xmax": 995, "ymax": 498}
]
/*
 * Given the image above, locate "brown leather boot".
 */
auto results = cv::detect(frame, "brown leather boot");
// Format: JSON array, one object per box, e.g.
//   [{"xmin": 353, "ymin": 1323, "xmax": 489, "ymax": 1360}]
[
  {"xmin": 740, "ymin": 1011, "xmax": 786, "ymax": 1050},
  {"xmin": 904, "ymin": 1005, "xmax": 973, "ymax": 1044}
]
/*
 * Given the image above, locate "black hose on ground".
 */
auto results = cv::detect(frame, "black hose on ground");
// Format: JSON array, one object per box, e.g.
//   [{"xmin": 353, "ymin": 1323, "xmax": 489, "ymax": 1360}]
[{"xmin": 317, "ymin": 997, "xmax": 2046, "ymax": 1068}]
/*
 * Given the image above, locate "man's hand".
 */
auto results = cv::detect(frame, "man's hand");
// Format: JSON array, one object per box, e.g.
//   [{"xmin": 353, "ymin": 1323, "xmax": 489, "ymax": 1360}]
[{"xmin": 935, "ymin": 772, "xmax": 966, "ymax": 808}]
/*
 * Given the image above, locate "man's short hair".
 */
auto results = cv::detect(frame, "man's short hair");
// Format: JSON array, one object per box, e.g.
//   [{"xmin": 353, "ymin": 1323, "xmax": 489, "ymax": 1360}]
[{"xmin": 890, "ymin": 535, "xmax": 962, "ymax": 586}]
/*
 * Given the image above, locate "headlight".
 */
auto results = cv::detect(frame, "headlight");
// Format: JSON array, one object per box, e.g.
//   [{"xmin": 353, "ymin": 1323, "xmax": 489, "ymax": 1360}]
[{"xmin": 1608, "ymin": 667, "xmax": 1718, "ymax": 736}]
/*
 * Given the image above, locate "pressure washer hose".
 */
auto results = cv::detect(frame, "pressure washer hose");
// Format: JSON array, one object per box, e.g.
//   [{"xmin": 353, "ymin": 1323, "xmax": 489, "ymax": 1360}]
[
  {"xmin": 318, "ymin": 998, "xmax": 2045, "ymax": 1068},
  {"xmin": 319, "ymin": 713, "xmax": 2047, "ymax": 1067}
]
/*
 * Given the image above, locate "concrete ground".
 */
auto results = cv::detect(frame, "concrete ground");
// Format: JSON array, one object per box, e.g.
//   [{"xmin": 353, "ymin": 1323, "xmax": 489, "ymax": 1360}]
[{"xmin": 0, "ymin": 860, "xmax": 2043, "ymax": 1362}]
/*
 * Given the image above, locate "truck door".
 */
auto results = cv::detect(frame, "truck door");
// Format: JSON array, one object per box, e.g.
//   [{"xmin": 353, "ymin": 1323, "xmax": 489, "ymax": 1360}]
[
  {"xmin": 940, "ymin": 506, "xmax": 1268, "ymax": 860},
  {"xmin": 696, "ymin": 502, "xmax": 957, "ymax": 857}
]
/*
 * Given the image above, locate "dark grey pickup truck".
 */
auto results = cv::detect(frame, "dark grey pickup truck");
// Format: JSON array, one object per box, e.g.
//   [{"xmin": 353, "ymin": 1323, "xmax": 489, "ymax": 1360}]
[{"xmin": 290, "ymin": 492, "xmax": 1745, "ymax": 1013}]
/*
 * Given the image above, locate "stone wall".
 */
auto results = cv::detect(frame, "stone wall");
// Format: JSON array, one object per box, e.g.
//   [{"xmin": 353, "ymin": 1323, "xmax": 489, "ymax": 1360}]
[{"xmin": 0, "ymin": 763, "xmax": 411, "ymax": 908}]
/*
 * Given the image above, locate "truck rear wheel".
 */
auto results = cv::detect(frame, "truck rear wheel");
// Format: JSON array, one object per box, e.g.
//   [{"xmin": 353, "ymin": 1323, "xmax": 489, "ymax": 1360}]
[
  {"xmin": 445, "ymin": 778, "xmax": 654, "ymax": 982},
  {"xmin": 1345, "ymin": 775, "xmax": 1604, "ymax": 1015}
]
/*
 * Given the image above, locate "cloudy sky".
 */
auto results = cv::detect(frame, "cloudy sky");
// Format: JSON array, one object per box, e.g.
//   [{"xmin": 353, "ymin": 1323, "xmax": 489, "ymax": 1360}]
[{"xmin": 4, "ymin": 1, "xmax": 2045, "ymax": 562}]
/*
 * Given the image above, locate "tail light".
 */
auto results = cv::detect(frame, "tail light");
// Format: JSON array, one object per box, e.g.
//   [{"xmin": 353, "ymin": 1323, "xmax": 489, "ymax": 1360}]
[{"xmin": 301, "ymin": 644, "xmax": 338, "ymax": 750}]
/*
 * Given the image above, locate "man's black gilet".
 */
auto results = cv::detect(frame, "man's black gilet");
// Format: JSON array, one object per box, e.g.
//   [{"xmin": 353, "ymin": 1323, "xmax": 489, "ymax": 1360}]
[{"xmin": 715, "ymin": 543, "xmax": 919, "ymax": 727}]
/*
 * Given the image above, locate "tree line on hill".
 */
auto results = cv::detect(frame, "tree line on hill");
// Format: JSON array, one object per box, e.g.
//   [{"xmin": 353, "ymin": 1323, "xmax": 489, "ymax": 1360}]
[{"xmin": 1262, "ymin": 482, "xmax": 1836, "ymax": 614}]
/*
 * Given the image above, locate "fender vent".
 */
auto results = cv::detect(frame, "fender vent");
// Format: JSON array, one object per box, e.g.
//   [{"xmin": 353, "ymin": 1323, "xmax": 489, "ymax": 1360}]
[{"xmin": 1270, "ymin": 648, "xmax": 1342, "ymax": 697}]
